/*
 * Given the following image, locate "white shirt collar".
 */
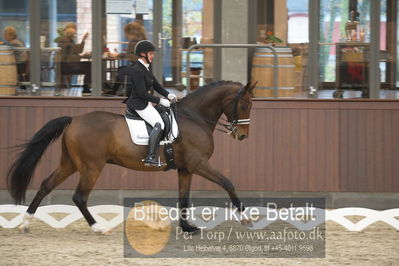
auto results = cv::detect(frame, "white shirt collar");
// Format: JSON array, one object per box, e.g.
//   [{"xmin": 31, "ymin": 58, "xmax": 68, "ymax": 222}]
[{"xmin": 138, "ymin": 58, "xmax": 150, "ymax": 71}]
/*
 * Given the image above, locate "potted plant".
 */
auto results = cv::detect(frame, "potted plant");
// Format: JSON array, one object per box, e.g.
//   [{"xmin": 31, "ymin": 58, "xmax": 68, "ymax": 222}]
[{"xmin": 264, "ymin": 31, "xmax": 283, "ymax": 46}]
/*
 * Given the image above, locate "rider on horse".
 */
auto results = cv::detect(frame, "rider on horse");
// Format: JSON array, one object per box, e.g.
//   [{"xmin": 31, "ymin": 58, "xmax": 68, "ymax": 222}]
[{"xmin": 123, "ymin": 40, "xmax": 177, "ymax": 166}]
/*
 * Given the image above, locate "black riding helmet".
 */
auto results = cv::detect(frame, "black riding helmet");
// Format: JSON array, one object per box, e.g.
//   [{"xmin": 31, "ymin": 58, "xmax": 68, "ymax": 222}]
[
  {"xmin": 134, "ymin": 40, "xmax": 156, "ymax": 67},
  {"xmin": 134, "ymin": 40, "xmax": 156, "ymax": 56}
]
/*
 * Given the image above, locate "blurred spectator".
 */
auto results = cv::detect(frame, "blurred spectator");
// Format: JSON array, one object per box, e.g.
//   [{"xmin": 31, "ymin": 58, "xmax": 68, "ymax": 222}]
[
  {"xmin": 3, "ymin": 26, "xmax": 28, "ymax": 83},
  {"xmin": 111, "ymin": 21, "xmax": 147, "ymax": 61},
  {"xmin": 105, "ymin": 21, "xmax": 148, "ymax": 95},
  {"xmin": 57, "ymin": 24, "xmax": 91, "ymax": 95}
]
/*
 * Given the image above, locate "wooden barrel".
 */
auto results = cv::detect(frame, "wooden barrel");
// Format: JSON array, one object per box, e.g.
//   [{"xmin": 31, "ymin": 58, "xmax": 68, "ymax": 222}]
[
  {"xmin": 189, "ymin": 67, "xmax": 202, "ymax": 90},
  {"xmin": 0, "ymin": 45, "xmax": 17, "ymax": 95},
  {"xmin": 251, "ymin": 47, "xmax": 296, "ymax": 97}
]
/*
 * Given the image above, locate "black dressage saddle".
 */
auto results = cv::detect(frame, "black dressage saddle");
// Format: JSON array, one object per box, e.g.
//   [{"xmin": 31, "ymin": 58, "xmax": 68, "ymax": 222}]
[{"xmin": 125, "ymin": 105, "xmax": 172, "ymax": 141}]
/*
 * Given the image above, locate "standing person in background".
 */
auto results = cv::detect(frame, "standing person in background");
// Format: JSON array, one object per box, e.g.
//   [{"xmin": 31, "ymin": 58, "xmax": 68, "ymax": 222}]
[
  {"xmin": 57, "ymin": 24, "xmax": 91, "ymax": 96},
  {"xmin": 3, "ymin": 27, "xmax": 28, "ymax": 86}
]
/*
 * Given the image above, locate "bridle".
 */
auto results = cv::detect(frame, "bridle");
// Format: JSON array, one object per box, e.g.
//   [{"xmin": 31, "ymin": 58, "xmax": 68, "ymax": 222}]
[
  {"xmin": 172, "ymin": 85, "xmax": 252, "ymax": 135},
  {"xmin": 217, "ymin": 88, "xmax": 251, "ymax": 135}
]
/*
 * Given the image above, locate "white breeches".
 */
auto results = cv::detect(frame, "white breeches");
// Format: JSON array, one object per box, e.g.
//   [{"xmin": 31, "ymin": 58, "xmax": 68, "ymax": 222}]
[{"xmin": 136, "ymin": 103, "xmax": 165, "ymax": 130}]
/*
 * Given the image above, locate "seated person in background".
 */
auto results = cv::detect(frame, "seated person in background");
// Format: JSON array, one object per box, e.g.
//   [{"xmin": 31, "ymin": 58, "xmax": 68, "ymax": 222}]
[
  {"xmin": 64, "ymin": 22, "xmax": 77, "ymax": 32},
  {"xmin": 104, "ymin": 21, "xmax": 147, "ymax": 95},
  {"xmin": 57, "ymin": 25, "xmax": 91, "ymax": 95},
  {"xmin": 108, "ymin": 21, "xmax": 147, "ymax": 61},
  {"xmin": 3, "ymin": 27, "xmax": 28, "ymax": 85}
]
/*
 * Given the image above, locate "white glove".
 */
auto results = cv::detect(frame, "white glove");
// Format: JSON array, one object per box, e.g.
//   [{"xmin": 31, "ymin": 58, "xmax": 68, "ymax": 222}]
[
  {"xmin": 167, "ymin": 93, "xmax": 177, "ymax": 102},
  {"xmin": 159, "ymin": 98, "xmax": 171, "ymax": 108}
]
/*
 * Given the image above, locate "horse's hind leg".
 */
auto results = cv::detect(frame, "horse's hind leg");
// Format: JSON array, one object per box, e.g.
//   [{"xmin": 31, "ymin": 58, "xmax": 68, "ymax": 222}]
[
  {"xmin": 72, "ymin": 166, "xmax": 110, "ymax": 234},
  {"xmin": 19, "ymin": 152, "xmax": 76, "ymax": 232}
]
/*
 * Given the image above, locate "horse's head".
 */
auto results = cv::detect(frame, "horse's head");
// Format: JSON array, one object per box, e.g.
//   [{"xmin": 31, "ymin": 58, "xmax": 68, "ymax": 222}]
[{"xmin": 221, "ymin": 81, "xmax": 257, "ymax": 140}]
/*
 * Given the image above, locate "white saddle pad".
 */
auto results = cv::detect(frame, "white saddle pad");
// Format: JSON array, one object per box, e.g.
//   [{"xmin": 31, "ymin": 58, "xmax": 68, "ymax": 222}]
[{"xmin": 125, "ymin": 111, "xmax": 179, "ymax": 145}]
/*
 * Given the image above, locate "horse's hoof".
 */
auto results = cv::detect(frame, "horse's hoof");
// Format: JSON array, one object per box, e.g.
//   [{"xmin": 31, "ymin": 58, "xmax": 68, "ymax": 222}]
[
  {"xmin": 102, "ymin": 229, "xmax": 113, "ymax": 236},
  {"xmin": 18, "ymin": 225, "xmax": 29, "ymax": 233},
  {"xmin": 18, "ymin": 213, "xmax": 33, "ymax": 233},
  {"xmin": 91, "ymin": 223, "xmax": 111, "ymax": 235},
  {"xmin": 240, "ymin": 219, "xmax": 253, "ymax": 227},
  {"xmin": 181, "ymin": 225, "xmax": 199, "ymax": 234}
]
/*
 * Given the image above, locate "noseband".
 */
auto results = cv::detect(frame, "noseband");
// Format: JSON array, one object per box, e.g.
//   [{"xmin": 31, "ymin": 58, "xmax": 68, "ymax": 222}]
[{"xmin": 218, "ymin": 88, "xmax": 251, "ymax": 135}]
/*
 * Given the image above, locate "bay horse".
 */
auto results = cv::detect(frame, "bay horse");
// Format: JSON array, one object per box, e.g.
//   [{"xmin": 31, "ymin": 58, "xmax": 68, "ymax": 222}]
[{"xmin": 7, "ymin": 80, "xmax": 256, "ymax": 234}]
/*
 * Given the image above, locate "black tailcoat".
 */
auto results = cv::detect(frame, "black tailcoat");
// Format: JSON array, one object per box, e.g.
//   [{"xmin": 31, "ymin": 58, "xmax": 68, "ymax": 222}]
[{"xmin": 123, "ymin": 61, "xmax": 169, "ymax": 110}]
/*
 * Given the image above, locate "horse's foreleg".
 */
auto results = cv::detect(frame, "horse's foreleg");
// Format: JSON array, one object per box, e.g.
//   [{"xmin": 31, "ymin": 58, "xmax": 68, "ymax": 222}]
[
  {"xmin": 72, "ymin": 167, "xmax": 110, "ymax": 234},
  {"xmin": 195, "ymin": 161, "xmax": 245, "ymax": 212},
  {"xmin": 177, "ymin": 169, "xmax": 198, "ymax": 233}
]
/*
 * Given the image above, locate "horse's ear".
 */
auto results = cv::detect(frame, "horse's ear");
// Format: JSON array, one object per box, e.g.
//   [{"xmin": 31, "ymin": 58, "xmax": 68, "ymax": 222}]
[
  {"xmin": 242, "ymin": 82, "xmax": 251, "ymax": 93},
  {"xmin": 246, "ymin": 81, "xmax": 258, "ymax": 94}
]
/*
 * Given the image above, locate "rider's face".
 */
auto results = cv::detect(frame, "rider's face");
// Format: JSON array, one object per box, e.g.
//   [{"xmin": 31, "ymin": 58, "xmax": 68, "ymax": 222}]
[
  {"xmin": 147, "ymin": 51, "xmax": 155, "ymax": 63},
  {"xmin": 141, "ymin": 51, "xmax": 155, "ymax": 64}
]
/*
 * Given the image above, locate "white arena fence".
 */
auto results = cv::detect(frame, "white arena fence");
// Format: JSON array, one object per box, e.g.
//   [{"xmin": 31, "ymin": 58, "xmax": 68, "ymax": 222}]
[{"xmin": 0, "ymin": 205, "xmax": 398, "ymax": 232}]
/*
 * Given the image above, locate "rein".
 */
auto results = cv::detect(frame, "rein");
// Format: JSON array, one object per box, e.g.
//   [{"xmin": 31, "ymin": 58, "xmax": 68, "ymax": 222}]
[
  {"xmin": 174, "ymin": 85, "xmax": 251, "ymax": 135},
  {"xmin": 169, "ymin": 99, "xmax": 179, "ymax": 140}
]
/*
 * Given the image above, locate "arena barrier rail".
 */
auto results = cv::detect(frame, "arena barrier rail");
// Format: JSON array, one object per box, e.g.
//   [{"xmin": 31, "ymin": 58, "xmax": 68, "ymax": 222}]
[{"xmin": 1, "ymin": 205, "xmax": 398, "ymax": 232}]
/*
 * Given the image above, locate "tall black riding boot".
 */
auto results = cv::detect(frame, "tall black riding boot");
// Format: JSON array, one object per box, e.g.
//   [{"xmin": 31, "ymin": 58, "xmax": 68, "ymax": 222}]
[{"xmin": 143, "ymin": 123, "xmax": 164, "ymax": 167}]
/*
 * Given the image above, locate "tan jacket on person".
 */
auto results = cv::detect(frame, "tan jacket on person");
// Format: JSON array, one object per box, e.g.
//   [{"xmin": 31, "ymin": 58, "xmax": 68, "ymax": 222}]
[
  {"xmin": 7, "ymin": 39, "xmax": 28, "ymax": 63},
  {"xmin": 57, "ymin": 36, "xmax": 85, "ymax": 63}
]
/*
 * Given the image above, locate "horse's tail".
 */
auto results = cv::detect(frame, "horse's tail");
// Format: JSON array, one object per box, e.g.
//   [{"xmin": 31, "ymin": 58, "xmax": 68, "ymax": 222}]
[{"xmin": 7, "ymin": 116, "xmax": 73, "ymax": 205}]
